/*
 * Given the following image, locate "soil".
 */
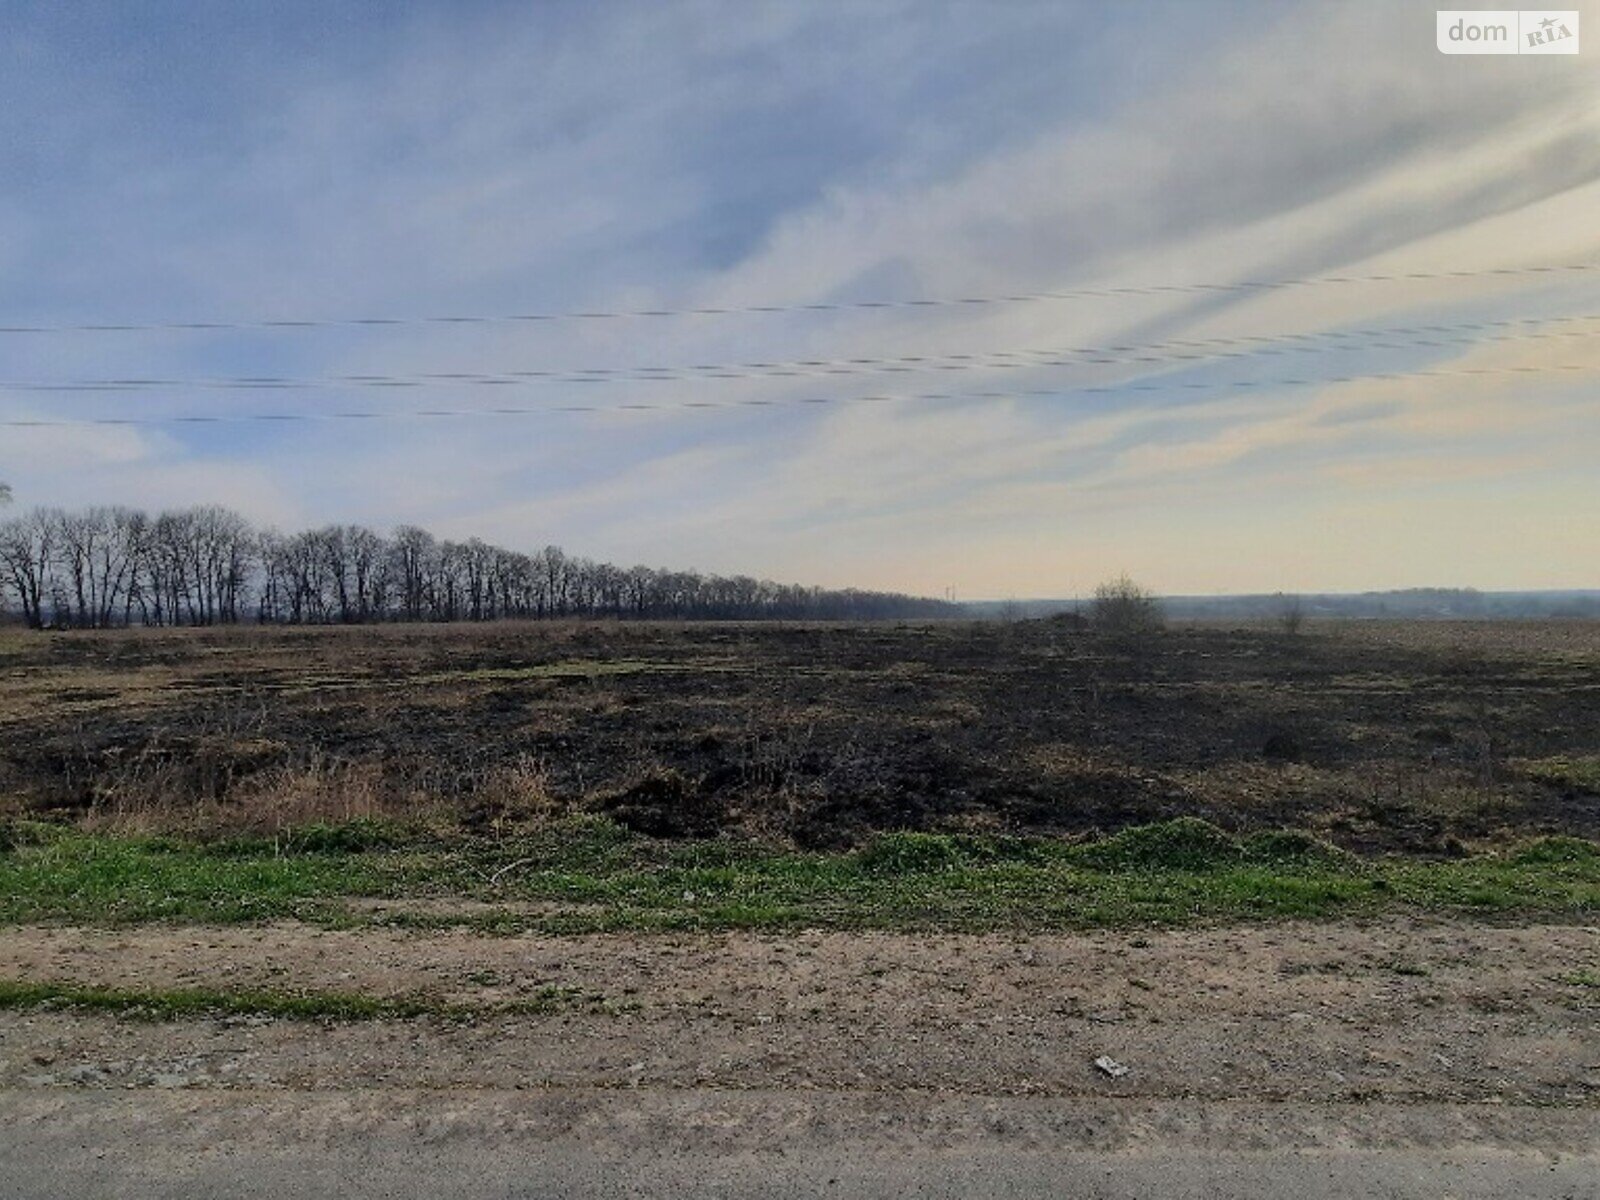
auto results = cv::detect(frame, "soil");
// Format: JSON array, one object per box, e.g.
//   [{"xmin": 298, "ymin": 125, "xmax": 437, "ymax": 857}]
[{"xmin": 3, "ymin": 917, "xmax": 1598, "ymax": 1103}]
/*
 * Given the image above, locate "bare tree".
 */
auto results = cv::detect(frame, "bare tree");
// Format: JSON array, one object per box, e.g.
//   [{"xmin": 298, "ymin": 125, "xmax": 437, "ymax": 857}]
[
  {"xmin": 0, "ymin": 509, "xmax": 56, "ymax": 628},
  {"xmin": 389, "ymin": 525, "xmax": 435, "ymax": 622},
  {"xmin": 345, "ymin": 525, "xmax": 387, "ymax": 621},
  {"xmin": 315, "ymin": 526, "xmax": 356, "ymax": 623},
  {"xmin": 537, "ymin": 545, "xmax": 569, "ymax": 617},
  {"xmin": 3, "ymin": 502, "xmax": 960, "ymax": 629},
  {"xmin": 190, "ymin": 506, "xmax": 252, "ymax": 625},
  {"xmin": 254, "ymin": 529, "xmax": 287, "ymax": 623},
  {"xmin": 50, "ymin": 507, "xmax": 143, "ymax": 628},
  {"xmin": 141, "ymin": 510, "xmax": 190, "ymax": 625},
  {"xmin": 487, "ymin": 546, "xmax": 530, "ymax": 620},
  {"xmin": 433, "ymin": 540, "xmax": 465, "ymax": 622},
  {"xmin": 1277, "ymin": 593, "xmax": 1306, "ymax": 636},
  {"xmin": 283, "ymin": 529, "xmax": 336, "ymax": 623}
]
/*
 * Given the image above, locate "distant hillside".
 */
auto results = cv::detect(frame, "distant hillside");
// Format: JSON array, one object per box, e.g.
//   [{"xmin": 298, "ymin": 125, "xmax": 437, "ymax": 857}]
[{"xmin": 970, "ymin": 589, "xmax": 1600, "ymax": 621}]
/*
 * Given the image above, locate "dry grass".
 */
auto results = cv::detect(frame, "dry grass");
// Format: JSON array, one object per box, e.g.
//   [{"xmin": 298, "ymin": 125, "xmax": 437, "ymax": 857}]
[
  {"xmin": 473, "ymin": 754, "xmax": 567, "ymax": 831},
  {"xmin": 76, "ymin": 758, "xmax": 441, "ymax": 839},
  {"xmin": 4, "ymin": 619, "xmax": 1600, "ymax": 851}
]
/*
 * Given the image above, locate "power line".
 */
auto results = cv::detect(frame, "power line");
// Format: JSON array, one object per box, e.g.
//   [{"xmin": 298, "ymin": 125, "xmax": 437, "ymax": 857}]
[
  {"xmin": 6, "ymin": 313, "xmax": 1598, "ymax": 394},
  {"xmin": 1, "ymin": 262, "xmax": 1596, "ymax": 336},
  {"xmin": 4, "ymin": 360, "xmax": 1595, "ymax": 429}
]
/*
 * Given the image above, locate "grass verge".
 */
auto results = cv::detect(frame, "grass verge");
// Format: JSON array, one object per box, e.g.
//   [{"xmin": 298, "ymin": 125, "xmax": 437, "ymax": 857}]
[
  {"xmin": 0, "ymin": 978, "xmax": 589, "ymax": 1021},
  {"xmin": 1, "ymin": 816, "xmax": 1596, "ymax": 933}
]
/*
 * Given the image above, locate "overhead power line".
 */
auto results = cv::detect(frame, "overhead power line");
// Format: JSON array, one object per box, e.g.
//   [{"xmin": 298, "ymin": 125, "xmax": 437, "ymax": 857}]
[
  {"xmin": 3, "ymin": 360, "xmax": 1596, "ymax": 429},
  {"xmin": 5, "ymin": 313, "xmax": 1598, "ymax": 394},
  {"xmin": 0, "ymin": 262, "xmax": 1596, "ymax": 336}
]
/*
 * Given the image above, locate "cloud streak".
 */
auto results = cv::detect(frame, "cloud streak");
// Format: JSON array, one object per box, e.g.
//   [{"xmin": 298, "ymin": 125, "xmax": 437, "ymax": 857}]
[{"xmin": 2, "ymin": 0, "xmax": 1597, "ymax": 594}]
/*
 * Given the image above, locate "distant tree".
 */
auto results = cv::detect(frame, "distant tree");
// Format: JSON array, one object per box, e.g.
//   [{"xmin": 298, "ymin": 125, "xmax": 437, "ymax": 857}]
[
  {"xmin": 1277, "ymin": 593, "xmax": 1306, "ymax": 636},
  {"xmin": 0, "ymin": 509, "xmax": 55, "ymax": 628},
  {"xmin": 1090, "ymin": 574, "xmax": 1164, "ymax": 640},
  {"xmin": 344, "ymin": 525, "xmax": 388, "ymax": 621},
  {"xmin": 1, "ymin": 501, "xmax": 960, "ymax": 629},
  {"xmin": 0, "ymin": 482, "xmax": 11, "ymax": 504},
  {"xmin": 536, "ymin": 545, "xmax": 569, "ymax": 617},
  {"xmin": 389, "ymin": 525, "xmax": 436, "ymax": 622},
  {"xmin": 53, "ymin": 506, "xmax": 143, "ymax": 628}
]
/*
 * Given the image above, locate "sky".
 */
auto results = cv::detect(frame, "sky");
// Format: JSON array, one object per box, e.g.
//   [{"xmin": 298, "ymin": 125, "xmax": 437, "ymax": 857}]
[{"xmin": 1, "ymin": 0, "xmax": 1598, "ymax": 598}]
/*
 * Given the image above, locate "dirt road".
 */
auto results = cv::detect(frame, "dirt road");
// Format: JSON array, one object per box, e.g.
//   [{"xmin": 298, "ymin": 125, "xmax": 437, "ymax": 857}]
[
  {"xmin": 2, "ymin": 917, "xmax": 1597, "ymax": 1196},
  {"xmin": 5, "ymin": 1091, "xmax": 1599, "ymax": 1199},
  {"xmin": 4, "ymin": 917, "xmax": 1598, "ymax": 1100}
]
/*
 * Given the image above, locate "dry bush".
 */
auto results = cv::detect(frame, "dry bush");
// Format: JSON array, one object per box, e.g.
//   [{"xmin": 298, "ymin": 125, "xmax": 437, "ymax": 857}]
[
  {"xmin": 1090, "ymin": 575, "xmax": 1164, "ymax": 640},
  {"xmin": 472, "ymin": 753, "xmax": 567, "ymax": 834},
  {"xmin": 76, "ymin": 744, "xmax": 569, "ymax": 839},
  {"xmin": 224, "ymin": 758, "xmax": 397, "ymax": 831},
  {"xmin": 80, "ymin": 756, "xmax": 436, "ymax": 839}
]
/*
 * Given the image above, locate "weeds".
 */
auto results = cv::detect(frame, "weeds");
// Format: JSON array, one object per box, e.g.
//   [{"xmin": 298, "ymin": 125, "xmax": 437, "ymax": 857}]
[
  {"xmin": 1, "ymin": 818, "xmax": 1595, "ymax": 933},
  {"xmin": 1072, "ymin": 817, "xmax": 1240, "ymax": 871},
  {"xmin": 0, "ymin": 979, "xmax": 589, "ymax": 1021},
  {"xmin": 1523, "ymin": 757, "xmax": 1600, "ymax": 794}
]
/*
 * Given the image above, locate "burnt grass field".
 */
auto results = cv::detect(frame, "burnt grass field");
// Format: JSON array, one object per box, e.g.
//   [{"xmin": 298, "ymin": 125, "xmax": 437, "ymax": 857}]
[{"xmin": 2, "ymin": 618, "xmax": 1598, "ymax": 856}]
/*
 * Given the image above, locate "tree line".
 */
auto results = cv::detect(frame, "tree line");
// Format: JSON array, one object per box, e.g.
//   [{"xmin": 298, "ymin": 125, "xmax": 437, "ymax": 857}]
[{"xmin": 0, "ymin": 505, "xmax": 957, "ymax": 629}]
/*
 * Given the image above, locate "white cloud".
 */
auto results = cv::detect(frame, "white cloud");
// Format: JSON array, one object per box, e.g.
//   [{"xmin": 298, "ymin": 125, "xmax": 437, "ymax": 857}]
[{"xmin": 4, "ymin": 1, "xmax": 1598, "ymax": 592}]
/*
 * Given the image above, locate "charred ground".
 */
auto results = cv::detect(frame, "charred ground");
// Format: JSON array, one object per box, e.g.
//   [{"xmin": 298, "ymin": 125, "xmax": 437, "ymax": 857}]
[{"xmin": 2, "ymin": 618, "xmax": 1598, "ymax": 855}]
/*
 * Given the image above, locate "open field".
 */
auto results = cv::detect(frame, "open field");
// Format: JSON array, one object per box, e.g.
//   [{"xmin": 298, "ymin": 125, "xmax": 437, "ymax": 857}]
[
  {"xmin": 2, "ymin": 617, "xmax": 1598, "ymax": 934},
  {"xmin": 5, "ymin": 620, "xmax": 1598, "ymax": 1193},
  {"xmin": 3, "ymin": 618, "xmax": 1599, "ymax": 856}
]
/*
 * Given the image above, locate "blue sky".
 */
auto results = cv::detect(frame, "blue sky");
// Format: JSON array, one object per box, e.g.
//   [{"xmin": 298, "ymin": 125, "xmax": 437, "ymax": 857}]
[{"xmin": 2, "ymin": 0, "xmax": 1598, "ymax": 595}]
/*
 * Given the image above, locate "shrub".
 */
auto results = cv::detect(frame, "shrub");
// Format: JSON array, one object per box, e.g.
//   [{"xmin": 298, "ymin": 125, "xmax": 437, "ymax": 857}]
[
  {"xmin": 1075, "ymin": 817, "xmax": 1241, "ymax": 871},
  {"xmin": 1511, "ymin": 835, "xmax": 1598, "ymax": 865},
  {"xmin": 1090, "ymin": 575, "xmax": 1164, "ymax": 639},
  {"xmin": 852, "ymin": 831, "xmax": 1048, "ymax": 874},
  {"xmin": 0, "ymin": 818, "xmax": 57, "ymax": 854},
  {"xmin": 281, "ymin": 818, "xmax": 414, "ymax": 855},
  {"xmin": 856, "ymin": 831, "xmax": 974, "ymax": 875},
  {"xmin": 1241, "ymin": 829, "xmax": 1353, "ymax": 868}
]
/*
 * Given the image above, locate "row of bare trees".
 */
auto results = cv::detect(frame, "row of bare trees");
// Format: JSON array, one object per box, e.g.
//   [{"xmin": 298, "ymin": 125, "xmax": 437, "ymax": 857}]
[{"xmin": 0, "ymin": 505, "xmax": 956, "ymax": 629}]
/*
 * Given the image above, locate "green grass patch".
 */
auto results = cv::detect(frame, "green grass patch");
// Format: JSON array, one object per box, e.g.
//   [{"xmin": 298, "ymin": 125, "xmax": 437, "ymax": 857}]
[
  {"xmin": 1, "ymin": 817, "xmax": 1597, "ymax": 933},
  {"xmin": 0, "ymin": 825, "xmax": 385, "ymax": 924},
  {"xmin": 1072, "ymin": 817, "xmax": 1242, "ymax": 871},
  {"xmin": 1522, "ymin": 756, "xmax": 1600, "ymax": 794},
  {"xmin": 0, "ymin": 978, "xmax": 587, "ymax": 1021},
  {"xmin": 1240, "ymin": 828, "xmax": 1356, "ymax": 868},
  {"xmin": 1510, "ymin": 835, "xmax": 1598, "ymax": 865},
  {"xmin": 853, "ymin": 830, "xmax": 1049, "ymax": 874}
]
